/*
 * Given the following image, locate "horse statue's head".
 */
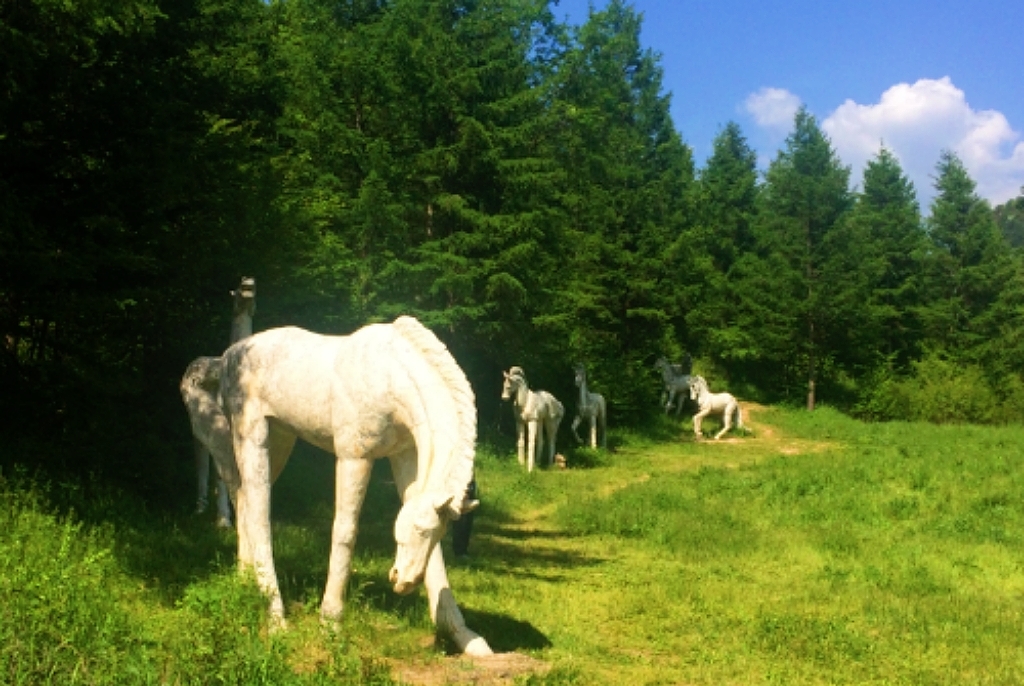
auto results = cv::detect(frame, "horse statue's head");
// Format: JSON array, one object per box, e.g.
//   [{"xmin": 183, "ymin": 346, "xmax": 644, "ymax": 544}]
[
  {"xmin": 501, "ymin": 366, "xmax": 526, "ymax": 400},
  {"xmin": 390, "ymin": 487, "xmax": 479, "ymax": 595},
  {"xmin": 231, "ymin": 276, "xmax": 256, "ymax": 317},
  {"xmin": 574, "ymin": 363, "xmax": 587, "ymax": 387}
]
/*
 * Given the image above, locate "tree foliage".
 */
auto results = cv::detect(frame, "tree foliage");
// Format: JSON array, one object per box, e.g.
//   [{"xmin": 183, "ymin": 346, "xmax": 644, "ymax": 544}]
[{"xmin": 3, "ymin": 0, "xmax": 1023, "ymax": 496}]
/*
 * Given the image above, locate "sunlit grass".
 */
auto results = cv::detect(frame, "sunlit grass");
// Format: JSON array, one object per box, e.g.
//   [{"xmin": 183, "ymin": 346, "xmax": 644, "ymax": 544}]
[
  {"xmin": 452, "ymin": 408, "xmax": 1024, "ymax": 684},
  {"xmin": 3, "ymin": 406, "xmax": 1024, "ymax": 683}
]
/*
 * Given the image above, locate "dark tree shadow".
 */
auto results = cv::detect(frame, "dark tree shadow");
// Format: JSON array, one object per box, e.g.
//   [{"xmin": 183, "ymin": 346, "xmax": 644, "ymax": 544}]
[{"xmin": 442, "ymin": 609, "xmax": 551, "ymax": 653}]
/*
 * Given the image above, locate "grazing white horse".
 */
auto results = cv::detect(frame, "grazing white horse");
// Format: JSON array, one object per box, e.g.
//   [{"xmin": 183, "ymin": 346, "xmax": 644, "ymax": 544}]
[
  {"xmin": 501, "ymin": 366, "xmax": 564, "ymax": 472},
  {"xmin": 689, "ymin": 376, "xmax": 744, "ymax": 440},
  {"xmin": 655, "ymin": 356, "xmax": 692, "ymax": 416},
  {"xmin": 182, "ymin": 276, "xmax": 255, "ymax": 527},
  {"xmin": 571, "ymin": 364, "xmax": 607, "ymax": 449},
  {"xmin": 180, "ymin": 356, "xmax": 238, "ymax": 525},
  {"xmin": 218, "ymin": 316, "xmax": 491, "ymax": 656}
]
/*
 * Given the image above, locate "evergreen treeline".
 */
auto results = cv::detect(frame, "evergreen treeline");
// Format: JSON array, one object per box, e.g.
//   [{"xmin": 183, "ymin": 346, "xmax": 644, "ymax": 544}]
[{"xmin": 3, "ymin": 0, "xmax": 1024, "ymax": 495}]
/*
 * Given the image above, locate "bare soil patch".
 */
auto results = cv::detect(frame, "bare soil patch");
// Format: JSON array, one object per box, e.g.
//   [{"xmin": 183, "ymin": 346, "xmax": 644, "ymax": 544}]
[
  {"xmin": 710, "ymin": 401, "xmax": 835, "ymax": 456},
  {"xmin": 392, "ymin": 652, "xmax": 549, "ymax": 686}
]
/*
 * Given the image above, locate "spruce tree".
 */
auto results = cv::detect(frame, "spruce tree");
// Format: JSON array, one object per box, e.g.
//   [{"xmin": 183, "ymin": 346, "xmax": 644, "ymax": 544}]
[
  {"xmin": 746, "ymin": 107, "xmax": 852, "ymax": 408},
  {"xmin": 545, "ymin": 0, "xmax": 695, "ymax": 417},
  {"xmin": 686, "ymin": 122, "xmax": 760, "ymax": 373},
  {"xmin": 918, "ymin": 151, "xmax": 1011, "ymax": 357},
  {"xmin": 994, "ymin": 189, "xmax": 1024, "ymax": 248},
  {"xmin": 827, "ymin": 147, "xmax": 925, "ymax": 374}
]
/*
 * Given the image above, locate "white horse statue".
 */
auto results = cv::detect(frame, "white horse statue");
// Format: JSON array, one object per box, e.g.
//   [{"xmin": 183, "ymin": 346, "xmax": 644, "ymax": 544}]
[
  {"xmin": 180, "ymin": 356, "xmax": 238, "ymax": 526},
  {"xmin": 501, "ymin": 366, "xmax": 564, "ymax": 472},
  {"xmin": 571, "ymin": 364, "xmax": 606, "ymax": 449},
  {"xmin": 655, "ymin": 356, "xmax": 692, "ymax": 416},
  {"xmin": 217, "ymin": 316, "xmax": 492, "ymax": 656},
  {"xmin": 689, "ymin": 376, "xmax": 744, "ymax": 440},
  {"xmin": 181, "ymin": 276, "xmax": 255, "ymax": 527}
]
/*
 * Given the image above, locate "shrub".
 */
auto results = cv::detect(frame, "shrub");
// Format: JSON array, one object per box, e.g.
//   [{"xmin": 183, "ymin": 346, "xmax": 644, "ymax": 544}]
[{"xmin": 854, "ymin": 354, "xmax": 1011, "ymax": 424}]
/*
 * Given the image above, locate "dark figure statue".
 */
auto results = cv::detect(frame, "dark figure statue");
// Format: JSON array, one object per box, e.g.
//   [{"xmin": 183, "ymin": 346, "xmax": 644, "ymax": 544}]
[{"xmin": 452, "ymin": 477, "xmax": 478, "ymax": 557}]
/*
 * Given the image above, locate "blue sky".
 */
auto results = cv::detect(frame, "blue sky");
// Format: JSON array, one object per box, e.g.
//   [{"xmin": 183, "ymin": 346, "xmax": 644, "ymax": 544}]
[{"xmin": 552, "ymin": 0, "xmax": 1024, "ymax": 207}]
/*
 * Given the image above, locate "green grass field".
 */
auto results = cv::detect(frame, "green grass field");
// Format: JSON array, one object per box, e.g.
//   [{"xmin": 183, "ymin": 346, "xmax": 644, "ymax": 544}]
[{"xmin": 3, "ymin": 405, "xmax": 1024, "ymax": 684}]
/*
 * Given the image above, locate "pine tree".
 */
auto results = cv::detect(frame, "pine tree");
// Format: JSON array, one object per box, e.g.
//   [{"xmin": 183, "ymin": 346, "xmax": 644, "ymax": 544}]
[
  {"xmin": 827, "ymin": 147, "xmax": 925, "ymax": 373},
  {"xmin": 745, "ymin": 107, "xmax": 852, "ymax": 408},
  {"xmin": 686, "ymin": 122, "xmax": 760, "ymax": 371},
  {"xmin": 543, "ymin": 0, "xmax": 695, "ymax": 417},
  {"xmin": 0, "ymin": 0, "xmax": 289, "ymax": 491},
  {"xmin": 918, "ymin": 151, "xmax": 1011, "ymax": 357},
  {"xmin": 994, "ymin": 189, "xmax": 1024, "ymax": 248}
]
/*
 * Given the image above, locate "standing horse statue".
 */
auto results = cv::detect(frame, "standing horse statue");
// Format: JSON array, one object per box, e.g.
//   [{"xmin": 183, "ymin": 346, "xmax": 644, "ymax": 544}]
[
  {"xmin": 571, "ymin": 364, "xmax": 607, "ymax": 449},
  {"xmin": 218, "ymin": 316, "xmax": 492, "ymax": 656},
  {"xmin": 655, "ymin": 356, "xmax": 692, "ymax": 416},
  {"xmin": 689, "ymin": 376, "xmax": 744, "ymax": 440},
  {"xmin": 181, "ymin": 276, "xmax": 255, "ymax": 527},
  {"xmin": 501, "ymin": 366, "xmax": 564, "ymax": 472}
]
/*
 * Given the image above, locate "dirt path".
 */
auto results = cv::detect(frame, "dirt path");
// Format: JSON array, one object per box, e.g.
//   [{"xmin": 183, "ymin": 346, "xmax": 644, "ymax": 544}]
[
  {"xmin": 392, "ymin": 652, "xmax": 550, "ymax": 686},
  {"xmin": 390, "ymin": 403, "xmax": 831, "ymax": 685}
]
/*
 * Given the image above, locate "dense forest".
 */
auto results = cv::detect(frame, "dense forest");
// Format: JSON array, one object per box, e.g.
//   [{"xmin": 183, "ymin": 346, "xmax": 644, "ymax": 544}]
[{"xmin": 3, "ymin": 0, "xmax": 1024, "ymax": 500}]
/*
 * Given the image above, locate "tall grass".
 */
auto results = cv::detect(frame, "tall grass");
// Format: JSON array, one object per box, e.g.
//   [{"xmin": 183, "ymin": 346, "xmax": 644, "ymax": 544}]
[
  {"xmin": 0, "ymin": 463, "xmax": 400, "ymax": 685},
  {"xmin": 0, "ymin": 483, "xmax": 151, "ymax": 684},
  {"xmin": 539, "ymin": 408, "xmax": 1024, "ymax": 683},
  {"xmin": 3, "ymin": 407, "xmax": 1024, "ymax": 684}
]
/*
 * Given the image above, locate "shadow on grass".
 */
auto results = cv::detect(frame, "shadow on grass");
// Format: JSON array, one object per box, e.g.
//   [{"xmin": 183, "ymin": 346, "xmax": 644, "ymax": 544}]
[
  {"xmin": 455, "ymin": 609, "xmax": 552, "ymax": 653},
  {"xmin": 64, "ymin": 435, "xmax": 601, "ymax": 632},
  {"xmin": 477, "ymin": 521, "xmax": 577, "ymax": 541}
]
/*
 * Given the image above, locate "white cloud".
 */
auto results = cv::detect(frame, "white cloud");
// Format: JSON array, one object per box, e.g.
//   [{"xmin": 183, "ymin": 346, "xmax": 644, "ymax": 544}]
[
  {"xmin": 744, "ymin": 87, "xmax": 802, "ymax": 133},
  {"xmin": 820, "ymin": 77, "xmax": 1024, "ymax": 206}
]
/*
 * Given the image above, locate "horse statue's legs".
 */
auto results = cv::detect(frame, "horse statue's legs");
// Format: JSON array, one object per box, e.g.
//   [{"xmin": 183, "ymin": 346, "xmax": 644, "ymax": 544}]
[
  {"xmin": 713, "ymin": 401, "xmax": 743, "ymax": 440},
  {"xmin": 571, "ymin": 413, "xmax": 597, "ymax": 448},
  {"xmin": 425, "ymin": 547, "xmax": 493, "ymax": 655},
  {"xmin": 194, "ymin": 437, "xmax": 212, "ymax": 514},
  {"xmin": 664, "ymin": 389, "xmax": 676, "ymax": 415},
  {"xmin": 527, "ymin": 420, "xmax": 540, "ymax": 472},
  {"xmin": 554, "ymin": 404, "xmax": 564, "ymax": 461},
  {"xmin": 515, "ymin": 418, "xmax": 527, "ymax": 467},
  {"xmin": 570, "ymin": 414, "xmax": 584, "ymax": 445},
  {"xmin": 545, "ymin": 410, "xmax": 562, "ymax": 465},
  {"xmin": 713, "ymin": 411, "xmax": 732, "ymax": 440},
  {"xmin": 692, "ymin": 408, "xmax": 707, "ymax": 440},
  {"xmin": 214, "ymin": 479, "xmax": 232, "ymax": 528},
  {"xmin": 321, "ymin": 448, "xmax": 374, "ymax": 621},
  {"xmin": 233, "ymin": 414, "xmax": 297, "ymax": 625},
  {"xmin": 195, "ymin": 438, "xmax": 232, "ymax": 528}
]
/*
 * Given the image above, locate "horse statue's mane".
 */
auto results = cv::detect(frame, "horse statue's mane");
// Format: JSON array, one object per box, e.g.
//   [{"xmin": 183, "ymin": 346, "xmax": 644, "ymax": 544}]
[{"xmin": 392, "ymin": 316, "xmax": 476, "ymax": 506}]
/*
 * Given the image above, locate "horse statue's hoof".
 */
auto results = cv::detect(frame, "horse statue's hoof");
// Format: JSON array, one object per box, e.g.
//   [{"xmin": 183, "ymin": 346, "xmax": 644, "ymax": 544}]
[{"xmin": 461, "ymin": 636, "xmax": 494, "ymax": 656}]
